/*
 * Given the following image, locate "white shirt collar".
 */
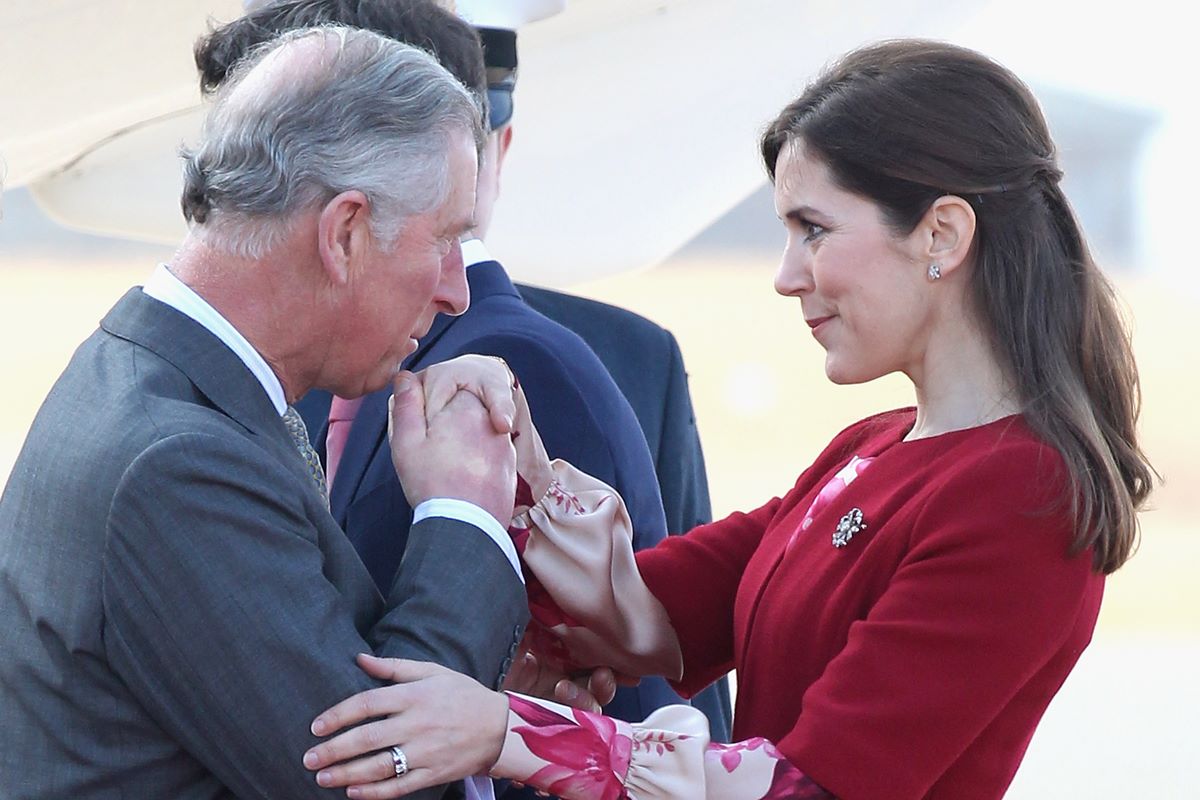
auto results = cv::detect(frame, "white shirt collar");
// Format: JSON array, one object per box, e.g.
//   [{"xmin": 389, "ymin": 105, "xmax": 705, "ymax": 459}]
[
  {"xmin": 142, "ymin": 264, "xmax": 288, "ymax": 416},
  {"xmin": 460, "ymin": 237, "xmax": 493, "ymax": 269}
]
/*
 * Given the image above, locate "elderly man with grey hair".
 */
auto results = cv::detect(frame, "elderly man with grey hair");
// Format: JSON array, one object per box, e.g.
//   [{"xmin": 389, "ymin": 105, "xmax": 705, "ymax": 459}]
[{"xmin": 0, "ymin": 26, "xmax": 527, "ymax": 800}]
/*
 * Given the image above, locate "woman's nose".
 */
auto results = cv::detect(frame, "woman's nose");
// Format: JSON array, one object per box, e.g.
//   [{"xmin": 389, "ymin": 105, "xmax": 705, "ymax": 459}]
[{"xmin": 774, "ymin": 241, "xmax": 813, "ymax": 297}]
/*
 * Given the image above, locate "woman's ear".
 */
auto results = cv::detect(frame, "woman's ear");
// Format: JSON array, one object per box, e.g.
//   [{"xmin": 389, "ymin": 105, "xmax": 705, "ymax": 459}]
[
  {"xmin": 917, "ymin": 195, "xmax": 977, "ymax": 279},
  {"xmin": 317, "ymin": 190, "xmax": 372, "ymax": 286}
]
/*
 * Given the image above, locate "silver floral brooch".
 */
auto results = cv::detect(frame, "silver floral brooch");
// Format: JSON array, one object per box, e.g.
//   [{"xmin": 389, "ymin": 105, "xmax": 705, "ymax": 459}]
[{"xmin": 832, "ymin": 508, "xmax": 866, "ymax": 548}]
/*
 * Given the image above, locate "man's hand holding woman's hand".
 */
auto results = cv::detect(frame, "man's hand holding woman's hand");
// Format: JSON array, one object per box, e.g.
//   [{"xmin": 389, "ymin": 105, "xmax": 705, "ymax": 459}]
[{"xmin": 388, "ymin": 355, "xmax": 518, "ymax": 528}]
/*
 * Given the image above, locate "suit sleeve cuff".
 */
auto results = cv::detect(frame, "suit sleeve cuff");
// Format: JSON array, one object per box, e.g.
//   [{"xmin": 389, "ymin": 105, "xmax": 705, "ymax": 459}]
[{"xmin": 413, "ymin": 498, "xmax": 524, "ymax": 583}]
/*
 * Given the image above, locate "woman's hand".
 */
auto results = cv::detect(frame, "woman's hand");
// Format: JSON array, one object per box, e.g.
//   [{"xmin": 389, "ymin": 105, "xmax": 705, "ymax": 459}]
[
  {"xmin": 412, "ymin": 354, "xmax": 517, "ymax": 433},
  {"xmin": 501, "ymin": 647, "xmax": 622, "ymax": 713},
  {"xmin": 388, "ymin": 375, "xmax": 516, "ymax": 528},
  {"xmin": 304, "ymin": 654, "xmax": 508, "ymax": 799}
]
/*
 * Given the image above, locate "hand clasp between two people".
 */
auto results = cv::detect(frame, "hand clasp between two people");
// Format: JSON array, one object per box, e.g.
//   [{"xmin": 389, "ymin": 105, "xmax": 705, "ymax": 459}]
[{"xmin": 388, "ymin": 355, "xmax": 519, "ymax": 527}]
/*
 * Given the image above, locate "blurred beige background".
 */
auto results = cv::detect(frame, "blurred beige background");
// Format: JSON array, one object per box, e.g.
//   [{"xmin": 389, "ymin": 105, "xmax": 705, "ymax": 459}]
[{"xmin": 2, "ymin": 0, "xmax": 1198, "ymax": 796}]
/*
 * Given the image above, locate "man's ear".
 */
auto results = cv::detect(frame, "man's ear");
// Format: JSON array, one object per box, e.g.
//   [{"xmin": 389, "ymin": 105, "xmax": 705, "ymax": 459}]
[
  {"xmin": 916, "ymin": 195, "xmax": 976, "ymax": 278},
  {"xmin": 317, "ymin": 190, "xmax": 372, "ymax": 285}
]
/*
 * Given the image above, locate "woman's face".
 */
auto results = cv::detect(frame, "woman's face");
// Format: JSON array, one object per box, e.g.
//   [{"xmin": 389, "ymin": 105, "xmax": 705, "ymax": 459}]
[{"xmin": 772, "ymin": 141, "xmax": 934, "ymax": 385}]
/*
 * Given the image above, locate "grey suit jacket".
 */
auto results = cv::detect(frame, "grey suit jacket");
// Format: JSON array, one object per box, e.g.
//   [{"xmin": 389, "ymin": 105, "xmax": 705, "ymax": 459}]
[{"xmin": 0, "ymin": 288, "xmax": 527, "ymax": 799}]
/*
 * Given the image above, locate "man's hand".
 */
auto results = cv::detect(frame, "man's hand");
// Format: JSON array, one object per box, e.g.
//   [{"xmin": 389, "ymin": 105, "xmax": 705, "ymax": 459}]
[{"xmin": 389, "ymin": 373, "xmax": 516, "ymax": 528}]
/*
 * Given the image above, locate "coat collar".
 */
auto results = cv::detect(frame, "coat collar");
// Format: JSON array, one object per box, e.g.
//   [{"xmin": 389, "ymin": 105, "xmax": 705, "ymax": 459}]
[
  {"xmin": 101, "ymin": 288, "xmax": 284, "ymax": 440},
  {"xmin": 399, "ymin": 259, "xmax": 520, "ymax": 373},
  {"xmin": 103, "ymin": 288, "xmax": 346, "ymax": 514}
]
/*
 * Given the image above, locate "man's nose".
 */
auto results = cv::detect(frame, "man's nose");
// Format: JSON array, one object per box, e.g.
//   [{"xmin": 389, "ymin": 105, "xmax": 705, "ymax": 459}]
[{"xmin": 435, "ymin": 240, "xmax": 470, "ymax": 316}]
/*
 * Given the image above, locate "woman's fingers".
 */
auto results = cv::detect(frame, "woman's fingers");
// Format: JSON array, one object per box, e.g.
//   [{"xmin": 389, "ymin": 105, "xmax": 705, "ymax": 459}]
[
  {"xmin": 310, "ymin": 685, "xmax": 408, "ymax": 739},
  {"xmin": 316, "ymin": 755, "xmax": 446, "ymax": 800},
  {"xmin": 553, "ymin": 677, "xmax": 600, "ymax": 712},
  {"xmin": 307, "ymin": 714, "xmax": 415, "ymax": 771},
  {"xmin": 306, "ymin": 658, "xmax": 507, "ymax": 795},
  {"xmin": 588, "ymin": 667, "xmax": 619, "ymax": 706},
  {"xmin": 310, "ymin": 658, "xmax": 445, "ymax": 737},
  {"xmin": 307, "ymin": 722, "xmax": 483, "ymax": 797},
  {"xmin": 499, "ymin": 650, "xmax": 540, "ymax": 694},
  {"xmin": 313, "ymin": 747, "xmax": 402, "ymax": 788},
  {"xmin": 356, "ymin": 653, "xmax": 446, "ymax": 682},
  {"xmin": 419, "ymin": 355, "xmax": 516, "ymax": 433},
  {"xmin": 345, "ymin": 769, "xmax": 441, "ymax": 800}
]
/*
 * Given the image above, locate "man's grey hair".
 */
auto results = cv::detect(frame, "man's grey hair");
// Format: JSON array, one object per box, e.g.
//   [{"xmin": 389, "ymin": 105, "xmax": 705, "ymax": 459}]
[{"xmin": 181, "ymin": 25, "xmax": 485, "ymax": 258}]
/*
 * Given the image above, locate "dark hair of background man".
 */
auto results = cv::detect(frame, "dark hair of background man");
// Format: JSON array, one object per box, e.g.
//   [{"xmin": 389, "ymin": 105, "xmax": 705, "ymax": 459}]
[{"xmin": 195, "ymin": 0, "xmax": 487, "ymax": 100}]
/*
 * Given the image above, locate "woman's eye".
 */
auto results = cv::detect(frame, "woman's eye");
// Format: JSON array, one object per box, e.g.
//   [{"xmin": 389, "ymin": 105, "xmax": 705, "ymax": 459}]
[{"xmin": 802, "ymin": 222, "xmax": 826, "ymax": 243}]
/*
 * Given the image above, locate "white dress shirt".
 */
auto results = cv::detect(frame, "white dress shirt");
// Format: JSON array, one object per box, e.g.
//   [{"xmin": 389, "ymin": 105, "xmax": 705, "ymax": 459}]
[{"xmin": 460, "ymin": 236, "xmax": 493, "ymax": 270}]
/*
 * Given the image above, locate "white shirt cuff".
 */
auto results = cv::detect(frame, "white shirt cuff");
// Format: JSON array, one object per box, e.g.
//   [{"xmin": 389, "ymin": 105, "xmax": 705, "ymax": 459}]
[{"xmin": 412, "ymin": 498, "xmax": 524, "ymax": 583}]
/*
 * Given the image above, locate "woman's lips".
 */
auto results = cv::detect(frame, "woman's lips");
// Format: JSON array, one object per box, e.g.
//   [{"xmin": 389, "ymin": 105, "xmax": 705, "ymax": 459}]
[{"xmin": 806, "ymin": 315, "xmax": 834, "ymax": 336}]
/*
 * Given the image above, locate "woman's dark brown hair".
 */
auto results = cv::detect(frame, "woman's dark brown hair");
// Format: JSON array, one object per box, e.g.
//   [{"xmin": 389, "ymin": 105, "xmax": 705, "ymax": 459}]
[{"xmin": 762, "ymin": 39, "xmax": 1154, "ymax": 574}]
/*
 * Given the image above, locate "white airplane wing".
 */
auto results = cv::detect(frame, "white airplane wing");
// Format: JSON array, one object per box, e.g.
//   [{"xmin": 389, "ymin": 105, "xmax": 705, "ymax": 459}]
[
  {"xmin": 2, "ymin": 0, "xmax": 980, "ymax": 285},
  {"xmin": 0, "ymin": 1, "xmax": 243, "ymax": 187}
]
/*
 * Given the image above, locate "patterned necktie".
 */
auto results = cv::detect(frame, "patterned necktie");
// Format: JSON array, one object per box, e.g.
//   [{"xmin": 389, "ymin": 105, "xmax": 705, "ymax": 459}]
[{"xmin": 282, "ymin": 406, "xmax": 329, "ymax": 507}]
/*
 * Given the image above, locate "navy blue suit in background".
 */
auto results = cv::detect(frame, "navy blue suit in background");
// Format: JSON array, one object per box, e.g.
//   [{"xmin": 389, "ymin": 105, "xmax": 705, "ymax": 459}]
[
  {"xmin": 297, "ymin": 259, "xmax": 692, "ymax": 727},
  {"xmin": 517, "ymin": 284, "xmax": 733, "ymax": 741},
  {"xmin": 517, "ymin": 285, "xmax": 713, "ymax": 537}
]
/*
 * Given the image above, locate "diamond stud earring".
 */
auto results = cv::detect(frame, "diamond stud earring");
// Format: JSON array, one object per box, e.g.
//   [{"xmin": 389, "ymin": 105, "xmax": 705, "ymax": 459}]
[{"xmin": 928, "ymin": 262, "xmax": 942, "ymax": 281}]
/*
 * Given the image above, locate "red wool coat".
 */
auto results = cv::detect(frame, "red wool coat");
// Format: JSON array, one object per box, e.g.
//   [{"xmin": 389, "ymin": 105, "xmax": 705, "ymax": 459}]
[{"xmin": 637, "ymin": 409, "xmax": 1103, "ymax": 799}]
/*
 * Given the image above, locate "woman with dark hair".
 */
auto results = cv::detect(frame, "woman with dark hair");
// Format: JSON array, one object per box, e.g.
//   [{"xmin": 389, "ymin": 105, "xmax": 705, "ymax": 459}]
[{"xmin": 302, "ymin": 39, "xmax": 1154, "ymax": 800}]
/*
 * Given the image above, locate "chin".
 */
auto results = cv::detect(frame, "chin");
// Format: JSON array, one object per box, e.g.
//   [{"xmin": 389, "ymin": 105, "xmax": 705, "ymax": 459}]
[
  {"xmin": 824, "ymin": 357, "xmax": 877, "ymax": 386},
  {"xmin": 825, "ymin": 372, "xmax": 871, "ymax": 386},
  {"xmin": 356, "ymin": 368, "xmax": 394, "ymax": 397}
]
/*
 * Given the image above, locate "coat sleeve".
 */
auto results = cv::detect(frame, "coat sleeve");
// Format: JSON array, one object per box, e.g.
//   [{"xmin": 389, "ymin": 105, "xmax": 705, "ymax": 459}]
[
  {"xmin": 634, "ymin": 497, "xmax": 783, "ymax": 697},
  {"xmin": 102, "ymin": 430, "xmax": 526, "ymax": 800}
]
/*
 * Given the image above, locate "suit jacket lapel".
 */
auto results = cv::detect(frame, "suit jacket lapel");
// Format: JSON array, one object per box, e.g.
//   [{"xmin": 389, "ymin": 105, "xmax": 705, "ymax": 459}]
[
  {"xmin": 100, "ymin": 289, "xmax": 307, "ymax": 486},
  {"xmin": 101, "ymin": 289, "xmax": 282, "ymax": 438}
]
